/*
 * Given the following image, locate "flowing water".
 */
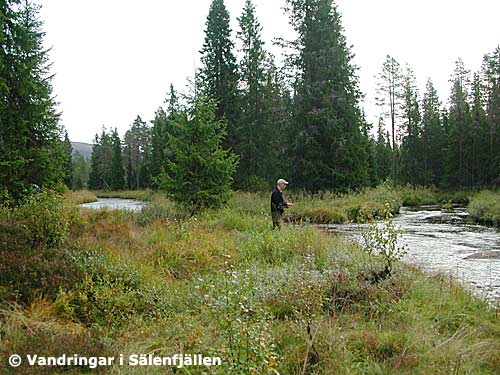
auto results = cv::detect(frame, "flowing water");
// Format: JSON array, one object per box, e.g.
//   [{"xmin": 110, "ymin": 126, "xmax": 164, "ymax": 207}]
[
  {"xmin": 80, "ymin": 198, "xmax": 148, "ymax": 212},
  {"xmin": 318, "ymin": 206, "xmax": 500, "ymax": 304}
]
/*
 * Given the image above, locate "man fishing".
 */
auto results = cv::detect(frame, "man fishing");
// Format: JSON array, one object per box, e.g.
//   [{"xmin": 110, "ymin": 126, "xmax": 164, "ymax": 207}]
[{"xmin": 270, "ymin": 178, "xmax": 293, "ymax": 229}]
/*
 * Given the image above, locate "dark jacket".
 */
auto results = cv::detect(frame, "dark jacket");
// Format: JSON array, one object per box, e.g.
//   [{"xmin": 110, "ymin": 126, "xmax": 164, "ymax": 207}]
[{"xmin": 270, "ymin": 188, "xmax": 288, "ymax": 213}]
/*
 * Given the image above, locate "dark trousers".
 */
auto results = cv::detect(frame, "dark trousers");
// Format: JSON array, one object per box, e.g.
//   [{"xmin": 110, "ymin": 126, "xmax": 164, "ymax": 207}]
[{"xmin": 272, "ymin": 210, "xmax": 282, "ymax": 229}]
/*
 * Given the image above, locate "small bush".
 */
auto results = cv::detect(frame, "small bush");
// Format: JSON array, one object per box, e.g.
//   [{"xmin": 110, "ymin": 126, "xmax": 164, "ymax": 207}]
[
  {"xmin": 10, "ymin": 190, "xmax": 70, "ymax": 247},
  {"xmin": 69, "ymin": 249, "xmax": 171, "ymax": 325},
  {"xmin": 362, "ymin": 203, "xmax": 408, "ymax": 275}
]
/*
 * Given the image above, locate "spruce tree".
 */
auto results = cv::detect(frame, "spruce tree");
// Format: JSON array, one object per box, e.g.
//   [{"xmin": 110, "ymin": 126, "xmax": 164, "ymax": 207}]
[
  {"xmin": 199, "ymin": 0, "xmax": 239, "ymax": 149},
  {"xmin": 421, "ymin": 79, "xmax": 445, "ymax": 186},
  {"xmin": 444, "ymin": 59, "xmax": 472, "ymax": 187},
  {"xmin": 123, "ymin": 116, "xmax": 151, "ymax": 189},
  {"xmin": 399, "ymin": 65, "xmax": 422, "ymax": 185},
  {"xmin": 88, "ymin": 128, "xmax": 113, "ymax": 190},
  {"xmin": 285, "ymin": 0, "xmax": 368, "ymax": 191},
  {"xmin": 375, "ymin": 117, "xmax": 392, "ymax": 182},
  {"xmin": 63, "ymin": 130, "xmax": 73, "ymax": 188},
  {"xmin": 470, "ymin": 73, "xmax": 490, "ymax": 187},
  {"xmin": 0, "ymin": 0, "xmax": 66, "ymax": 200},
  {"xmin": 72, "ymin": 152, "xmax": 89, "ymax": 190},
  {"xmin": 111, "ymin": 129, "xmax": 125, "ymax": 190},
  {"xmin": 150, "ymin": 84, "xmax": 179, "ymax": 184},
  {"xmin": 157, "ymin": 96, "xmax": 238, "ymax": 212},
  {"xmin": 481, "ymin": 46, "xmax": 500, "ymax": 186},
  {"xmin": 236, "ymin": 0, "xmax": 282, "ymax": 187}
]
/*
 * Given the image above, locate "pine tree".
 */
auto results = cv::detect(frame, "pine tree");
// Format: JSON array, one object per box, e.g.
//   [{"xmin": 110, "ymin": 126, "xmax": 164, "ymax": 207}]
[
  {"xmin": 157, "ymin": 96, "xmax": 238, "ymax": 212},
  {"xmin": 376, "ymin": 55, "xmax": 403, "ymax": 184},
  {"xmin": 111, "ymin": 129, "xmax": 125, "ymax": 190},
  {"xmin": 199, "ymin": 0, "xmax": 239, "ymax": 149},
  {"xmin": 0, "ymin": 0, "xmax": 67, "ymax": 200},
  {"xmin": 285, "ymin": 0, "xmax": 368, "ymax": 191}
]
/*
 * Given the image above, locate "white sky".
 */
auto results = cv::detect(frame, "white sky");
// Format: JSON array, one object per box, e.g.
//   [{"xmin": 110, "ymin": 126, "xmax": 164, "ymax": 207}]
[{"xmin": 39, "ymin": 0, "xmax": 500, "ymax": 143}]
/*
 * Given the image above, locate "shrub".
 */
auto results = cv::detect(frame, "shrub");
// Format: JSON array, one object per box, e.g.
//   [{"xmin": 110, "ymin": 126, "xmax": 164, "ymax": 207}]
[
  {"xmin": 361, "ymin": 203, "xmax": 408, "ymax": 275},
  {"xmin": 10, "ymin": 190, "xmax": 70, "ymax": 247},
  {"xmin": 68, "ymin": 248, "xmax": 171, "ymax": 325},
  {"xmin": 0, "ymin": 222, "xmax": 82, "ymax": 304}
]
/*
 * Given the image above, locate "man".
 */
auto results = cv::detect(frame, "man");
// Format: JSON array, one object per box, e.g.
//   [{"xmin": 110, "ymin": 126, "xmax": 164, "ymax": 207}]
[{"xmin": 270, "ymin": 178, "xmax": 293, "ymax": 229}]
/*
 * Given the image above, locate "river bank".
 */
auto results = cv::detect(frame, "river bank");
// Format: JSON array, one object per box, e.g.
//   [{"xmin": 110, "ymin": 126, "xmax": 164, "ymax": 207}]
[
  {"xmin": 66, "ymin": 185, "xmax": 500, "ymax": 227},
  {"xmin": 1, "ymin": 190, "xmax": 499, "ymax": 374}
]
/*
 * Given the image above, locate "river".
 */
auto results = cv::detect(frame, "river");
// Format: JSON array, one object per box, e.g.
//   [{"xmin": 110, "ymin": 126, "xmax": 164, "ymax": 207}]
[
  {"xmin": 80, "ymin": 198, "xmax": 148, "ymax": 212},
  {"xmin": 318, "ymin": 206, "xmax": 500, "ymax": 304}
]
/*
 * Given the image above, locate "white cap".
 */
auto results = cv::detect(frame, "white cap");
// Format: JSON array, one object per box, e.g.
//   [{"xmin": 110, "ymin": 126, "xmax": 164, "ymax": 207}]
[{"xmin": 277, "ymin": 178, "xmax": 289, "ymax": 185}]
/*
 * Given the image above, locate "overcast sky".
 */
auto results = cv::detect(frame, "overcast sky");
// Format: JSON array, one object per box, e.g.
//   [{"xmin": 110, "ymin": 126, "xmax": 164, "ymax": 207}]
[{"xmin": 39, "ymin": 0, "xmax": 500, "ymax": 143}]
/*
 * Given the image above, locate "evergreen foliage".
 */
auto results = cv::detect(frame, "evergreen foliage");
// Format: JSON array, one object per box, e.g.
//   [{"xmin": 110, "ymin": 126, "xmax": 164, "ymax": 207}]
[
  {"xmin": 284, "ymin": 0, "xmax": 369, "ymax": 192},
  {"xmin": 199, "ymin": 0, "xmax": 240, "ymax": 149},
  {"xmin": 0, "ymin": 0, "xmax": 67, "ymax": 201},
  {"xmin": 156, "ymin": 96, "xmax": 238, "ymax": 212},
  {"xmin": 110, "ymin": 128, "xmax": 125, "ymax": 190}
]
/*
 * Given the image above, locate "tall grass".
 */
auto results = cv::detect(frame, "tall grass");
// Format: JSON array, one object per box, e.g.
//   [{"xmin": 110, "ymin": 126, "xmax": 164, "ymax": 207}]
[
  {"xmin": 63, "ymin": 189, "xmax": 97, "ymax": 205},
  {"xmin": 94, "ymin": 189, "xmax": 156, "ymax": 201},
  {"xmin": 0, "ymin": 188, "xmax": 499, "ymax": 374},
  {"xmin": 468, "ymin": 190, "xmax": 500, "ymax": 227},
  {"xmin": 286, "ymin": 184, "xmax": 402, "ymax": 224}
]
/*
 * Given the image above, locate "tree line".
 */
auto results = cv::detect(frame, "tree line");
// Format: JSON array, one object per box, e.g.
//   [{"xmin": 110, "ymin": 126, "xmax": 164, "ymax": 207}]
[
  {"xmin": 1, "ymin": 0, "xmax": 498, "ymax": 205},
  {"xmin": 377, "ymin": 53, "xmax": 500, "ymax": 189},
  {"xmin": 86, "ymin": 0, "xmax": 499, "ymax": 194}
]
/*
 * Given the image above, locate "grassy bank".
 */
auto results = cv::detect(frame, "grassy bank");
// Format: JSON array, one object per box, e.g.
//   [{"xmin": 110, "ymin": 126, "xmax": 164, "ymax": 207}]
[
  {"xmin": 0, "ymin": 190, "xmax": 499, "ymax": 374},
  {"xmin": 63, "ymin": 190, "xmax": 98, "ymax": 205},
  {"xmin": 94, "ymin": 189, "xmax": 156, "ymax": 201},
  {"xmin": 285, "ymin": 185, "xmax": 402, "ymax": 224},
  {"xmin": 398, "ymin": 185, "xmax": 472, "ymax": 207},
  {"xmin": 467, "ymin": 190, "xmax": 500, "ymax": 227}
]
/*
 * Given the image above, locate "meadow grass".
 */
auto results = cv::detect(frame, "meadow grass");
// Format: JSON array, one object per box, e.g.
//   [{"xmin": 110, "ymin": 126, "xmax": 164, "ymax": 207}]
[
  {"xmin": 94, "ymin": 189, "xmax": 156, "ymax": 201},
  {"xmin": 467, "ymin": 190, "xmax": 500, "ymax": 227},
  {"xmin": 63, "ymin": 189, "xmax": 98, "ymax": 205},
  {"xmin": 285, "ymin": 184, "xmax": 402, "ymax": 223},
  {"xmin": 1, "ymin": 188, "xmax": 499, "ymax": 374}
]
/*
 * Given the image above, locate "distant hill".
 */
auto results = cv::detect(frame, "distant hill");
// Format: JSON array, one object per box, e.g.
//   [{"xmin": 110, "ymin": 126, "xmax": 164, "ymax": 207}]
[{"xmin": 71, "ymin": 142, "xmax": 93, "ymax": 160}]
